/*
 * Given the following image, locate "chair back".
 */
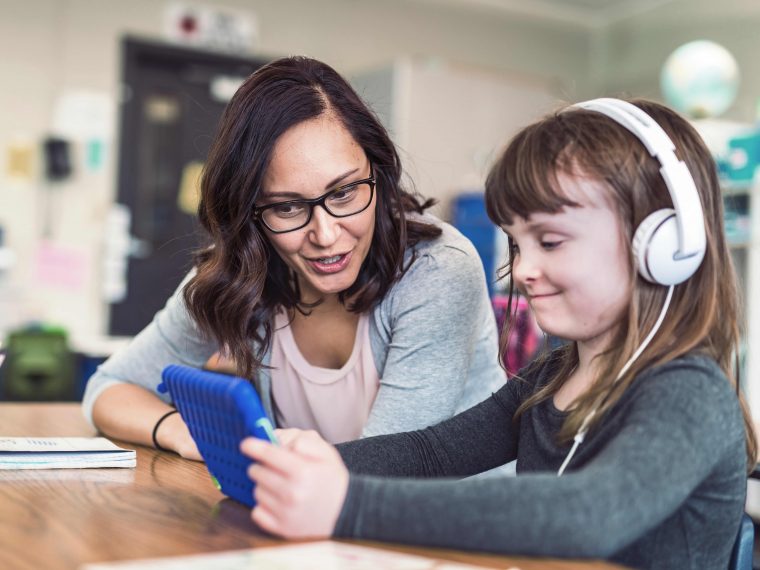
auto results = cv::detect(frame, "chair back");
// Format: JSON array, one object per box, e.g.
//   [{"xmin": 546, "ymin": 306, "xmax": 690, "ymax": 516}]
[
  {"xmin": 1, "ymin": 328, "xmax": 75, "ymax": 401},
  {"xmin": 729, "ymin": 512, "xmax": 754, "ymax": 570}
]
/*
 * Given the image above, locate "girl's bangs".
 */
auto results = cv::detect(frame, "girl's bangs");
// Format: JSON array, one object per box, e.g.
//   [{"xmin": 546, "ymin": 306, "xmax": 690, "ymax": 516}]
[{"xmin": 485, "ymin": 121, "xmax": 579, "ymax": 227}]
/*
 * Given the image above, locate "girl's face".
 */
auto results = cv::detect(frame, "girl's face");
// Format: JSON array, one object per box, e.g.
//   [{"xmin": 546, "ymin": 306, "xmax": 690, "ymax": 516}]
[
  {"xmin": 259, "ymin": 114, "xmax": 376, "ymax": 303},
  {"xmin": 503, "ymin": 172, "xmax": 632, "ymax": 355}
]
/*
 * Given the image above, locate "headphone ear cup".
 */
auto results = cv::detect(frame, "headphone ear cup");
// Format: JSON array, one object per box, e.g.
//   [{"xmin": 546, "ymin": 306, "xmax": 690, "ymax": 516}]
[{"xmin": 632, "ymin": 208, "xmax": 702, "ymax": 286}]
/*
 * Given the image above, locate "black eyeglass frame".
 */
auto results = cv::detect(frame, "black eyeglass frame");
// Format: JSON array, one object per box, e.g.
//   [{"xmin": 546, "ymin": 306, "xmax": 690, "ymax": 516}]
[{"xmin": 253, "ymin": 166, "xmax": 376, "ymax": 234}]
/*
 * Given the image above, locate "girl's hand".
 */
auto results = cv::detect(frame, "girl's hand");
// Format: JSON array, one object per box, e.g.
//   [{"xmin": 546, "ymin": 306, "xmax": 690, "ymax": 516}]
[
  {"xmin": 273, "ymin": 428, "xmax": 305, "ymax": 447},
  {"xmin": 241, "ymin": 430, "xmax": 349, "ymax": 538}
]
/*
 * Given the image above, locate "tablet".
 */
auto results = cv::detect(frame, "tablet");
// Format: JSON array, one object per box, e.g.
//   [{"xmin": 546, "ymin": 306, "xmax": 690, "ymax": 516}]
[{"xmin": 157, "ymin": 364, "xmax": 277, "ymax": 507}]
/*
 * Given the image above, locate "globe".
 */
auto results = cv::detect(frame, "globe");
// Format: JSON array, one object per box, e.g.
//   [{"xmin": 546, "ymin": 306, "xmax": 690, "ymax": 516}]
[{"xmin": 660, "ymin": 40, "xmax": 740, "ymax": 118}]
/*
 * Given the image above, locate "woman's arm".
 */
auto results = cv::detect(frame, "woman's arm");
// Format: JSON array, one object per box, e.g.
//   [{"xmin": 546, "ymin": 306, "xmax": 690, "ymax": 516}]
[
  {"xmin": 92, "ymin": 383, "xmax": 201, "ymax": 459},
  {"xmin": 362, "ymin": 239, "xmax": 505, "ymax": 437},
  {"xmin": 83, "ymin": 273, "xmax": 217, "ymax": 456}
]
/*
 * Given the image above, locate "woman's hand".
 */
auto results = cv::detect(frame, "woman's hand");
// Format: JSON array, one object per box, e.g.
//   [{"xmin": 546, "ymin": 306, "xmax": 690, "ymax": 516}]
[
  {"xmin": 156, "ymin": 413, "xmax": 203, "ymax": 461},
  {"xmin": 241, "ymin": 430, "xmax": 349, "ymax": 539}
]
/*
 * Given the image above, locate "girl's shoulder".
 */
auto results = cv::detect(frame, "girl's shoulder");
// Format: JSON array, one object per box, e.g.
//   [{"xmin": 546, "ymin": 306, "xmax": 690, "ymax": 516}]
[
  {"xmin": 627, "ymin": 353, "xmax": 743, "ymax": 425},
  {"xmin": 503, "ymin": 348, "xmax": 565, "ymax": 399},
  {"xmin": 636, "ymin": 353, "xmax": 728, "ymax": 392},
  {"xmin": 621, "ymin": 353, "xmax": 747, "ymax": 470},
  {"xmin": 504, "ymin": 351, "xmax": 736, "ymax": 411}
]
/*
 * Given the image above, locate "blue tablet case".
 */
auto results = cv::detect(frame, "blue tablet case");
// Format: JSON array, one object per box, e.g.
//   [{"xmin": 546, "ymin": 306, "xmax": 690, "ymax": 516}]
[{"xmin": 157, "ymin": 364, "xmax": 276, "ymax": 507}]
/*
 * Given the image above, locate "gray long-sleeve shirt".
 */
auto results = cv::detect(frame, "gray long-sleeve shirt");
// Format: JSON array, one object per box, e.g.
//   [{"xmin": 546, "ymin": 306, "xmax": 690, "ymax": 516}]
[
  {"xmin": 82, "ymin": 215, "xmax": 505, "ymax": 436},
  {"xmin": 335, "ymin": 353, "xmax": 747, "ymax": 570}
]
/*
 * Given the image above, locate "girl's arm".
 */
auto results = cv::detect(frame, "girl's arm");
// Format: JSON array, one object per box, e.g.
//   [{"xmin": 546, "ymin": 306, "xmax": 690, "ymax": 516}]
[
  {"xmin": 242, "ymin": 378, "xmax": 522, "ymax": 537},
  {"xmin": 245, "ymin": 357, "xmax": 745, "ymax": 565},
  {"xmin": 335, "ymin": 359, "xmax": 745, "ymax": 560},
  {"xmin": 83, "ymin": 272, "xmax": 217, "ymax": 457},
  {"xmin": 338, "ymin": 383, "xmax": 520, "ymax": 478},
  {"xmin": 362, "ymin": 240, "xmax": 506, "ymax": 437}
]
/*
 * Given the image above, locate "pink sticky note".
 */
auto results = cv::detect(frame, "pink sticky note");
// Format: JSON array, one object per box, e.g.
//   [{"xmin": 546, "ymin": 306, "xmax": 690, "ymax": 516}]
[{"xmin": 34, "ymin": 242, "xmax": 88, "ymax": 291}]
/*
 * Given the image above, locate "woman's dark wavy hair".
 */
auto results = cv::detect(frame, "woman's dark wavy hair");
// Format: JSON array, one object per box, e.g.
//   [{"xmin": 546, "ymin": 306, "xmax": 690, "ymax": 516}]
[{"xmin": 183, "ymin": 56, "xmax": 440, "ymax": 378}]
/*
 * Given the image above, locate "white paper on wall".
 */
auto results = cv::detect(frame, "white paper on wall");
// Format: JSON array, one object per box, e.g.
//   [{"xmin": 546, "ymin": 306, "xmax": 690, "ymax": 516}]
[{"xmin": 52, "ymin": 91, "xmax": 115, "ymax": 141}]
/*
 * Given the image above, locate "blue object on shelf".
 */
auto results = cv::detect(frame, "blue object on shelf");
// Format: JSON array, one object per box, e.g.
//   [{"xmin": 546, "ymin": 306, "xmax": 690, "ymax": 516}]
[
  {"xmin": 451, "ymin": 192, "xmax": 492, "ymax": 227},
  {"xmin": 451, "ymin": 192, "xmax": 500, "ymax": 294},
  {"xmin": 76, "ymin": 354, "xmax": 107, "ymax": 400},
  {"xmin": 723, "ymin": 193, "xmax": 751, "ymax": 246},
  {"xmin": 727, "ymin": 131, "xmax": 760, "ymax": 183}
]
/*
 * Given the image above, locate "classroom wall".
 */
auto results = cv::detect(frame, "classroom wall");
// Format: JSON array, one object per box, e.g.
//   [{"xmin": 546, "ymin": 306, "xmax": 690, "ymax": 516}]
[
  {"xmin": 592, "ymin": 0, "xmax": 760, "ymax": 122},
  {"xmin": 0, "ymin": 0, "xmax": 591, "ymax": 339},
  {"xmin": 4, "ymin": 0, "xmax": 759, "ymax": 341}
]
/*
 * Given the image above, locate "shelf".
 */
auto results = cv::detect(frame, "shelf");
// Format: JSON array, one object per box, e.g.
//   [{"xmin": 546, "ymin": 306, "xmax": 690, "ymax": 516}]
[
  {"xmin": 721, "ymin": 179, "xmax": 754, "ymax": 196},
  {"xmin": 730, "ymin": 178, "xmax": 760, "ymax": 425},
  {"xmin": 0, "ymin": 249, "xmax": 15, "ymax": 271}
]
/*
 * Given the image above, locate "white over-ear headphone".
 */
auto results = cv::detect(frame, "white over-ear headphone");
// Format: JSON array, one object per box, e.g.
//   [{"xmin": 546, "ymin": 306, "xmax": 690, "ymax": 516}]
[
  {"xmin": 573, "ymin": 98, "xmax": 707, "ymax": 285},
  {"xmin": 555, "ymin": 99, "xmax": 707, "ymax": 476}
]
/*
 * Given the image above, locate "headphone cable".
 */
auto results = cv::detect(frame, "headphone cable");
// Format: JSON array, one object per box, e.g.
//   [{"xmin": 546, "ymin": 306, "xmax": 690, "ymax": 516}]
[{"xmin": 557, "ymin": 285, "xmax": 675, "ymax": 476}]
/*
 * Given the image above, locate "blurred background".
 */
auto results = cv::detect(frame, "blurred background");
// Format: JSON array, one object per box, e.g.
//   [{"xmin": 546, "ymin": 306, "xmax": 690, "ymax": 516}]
[{"xmin": 0, "ymin": 0, "xmax": 759, "ymax": 428}]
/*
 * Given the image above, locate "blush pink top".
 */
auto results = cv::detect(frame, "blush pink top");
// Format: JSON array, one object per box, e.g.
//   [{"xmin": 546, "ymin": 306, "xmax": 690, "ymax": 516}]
[{"xmin": 269, "ymin": 311, "xmax": 380, "ymax": 444}]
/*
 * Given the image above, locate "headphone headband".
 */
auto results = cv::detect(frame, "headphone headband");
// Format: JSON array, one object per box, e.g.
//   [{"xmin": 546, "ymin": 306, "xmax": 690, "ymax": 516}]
[
  {"xmin": 558, "ymin": 99, "xmax": 706, "ymax": 472},
  {"xmin": 573, "ymin": 98, "xmax": 706, "ymax": 261}
]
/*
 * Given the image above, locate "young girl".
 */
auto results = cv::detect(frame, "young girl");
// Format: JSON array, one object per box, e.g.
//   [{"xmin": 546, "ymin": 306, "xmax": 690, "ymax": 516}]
[
  {"xmin": 242, "ymin": 98, "xmax": 757, "ymax": 569},
  {"xmin": 82, "ymin": 57, "xmax": 505, "ymax": 458}
]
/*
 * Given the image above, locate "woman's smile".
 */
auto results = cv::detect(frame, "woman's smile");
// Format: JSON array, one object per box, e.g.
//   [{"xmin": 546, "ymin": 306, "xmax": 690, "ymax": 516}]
[{"xmin": 305, "ymin": 251, "xmax": 353, "ymax": 274}]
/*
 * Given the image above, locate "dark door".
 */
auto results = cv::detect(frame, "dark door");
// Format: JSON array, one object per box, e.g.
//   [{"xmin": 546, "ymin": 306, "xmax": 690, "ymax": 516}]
[{"xmin": 110, "ymin": 38, "xmax": 267, "ymax": 335}]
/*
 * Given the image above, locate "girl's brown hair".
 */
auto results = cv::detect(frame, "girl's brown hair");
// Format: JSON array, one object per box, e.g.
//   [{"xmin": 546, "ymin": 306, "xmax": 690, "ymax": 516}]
[
  {"xmin": 485, "ymin": 98, "xmax": 757, "ymax": 470},
  {"xmin": 183, "ymin": 57, "xmax": 440, "ymax": 378}
]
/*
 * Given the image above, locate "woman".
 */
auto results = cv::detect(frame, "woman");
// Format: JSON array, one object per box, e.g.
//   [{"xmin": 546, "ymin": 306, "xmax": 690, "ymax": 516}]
[{"xmin": 83, "ymin": 56, "xmax": 505, "ymax": 458}]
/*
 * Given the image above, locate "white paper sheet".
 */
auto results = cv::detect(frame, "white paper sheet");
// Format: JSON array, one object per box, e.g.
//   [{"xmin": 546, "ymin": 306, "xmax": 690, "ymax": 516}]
[
  {"xmin": 0, "ymin": 437, "xmax": 136, "ymax": 469},
  {"xmin": 80, "ymin": 541, "xmax": 493, "ymax": 569}
]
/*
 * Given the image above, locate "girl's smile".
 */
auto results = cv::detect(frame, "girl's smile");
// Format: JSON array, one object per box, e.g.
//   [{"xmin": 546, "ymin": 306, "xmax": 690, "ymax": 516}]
[{"xmin": 504, "ymin": 171, "xmax": 632, "ymax": 361}]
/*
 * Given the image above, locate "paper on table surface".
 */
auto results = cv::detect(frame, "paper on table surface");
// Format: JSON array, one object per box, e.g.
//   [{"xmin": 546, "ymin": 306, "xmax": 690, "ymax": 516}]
[
  {"xmin": 79, "ymin": 541, "xmax": 491, "ymax": 569},
  {"xmin": 0, "ymin": 458, "xmax": 135, "ymax": 470},
  {"xmin": 0, "ymin": 438, "xmax": 136, "ymax": 469},
  {"xmin": 0, "ymin": 467, "xmax": 136, "ymax": 483},
  {"xmin": 0, "ymin": 438, "xmax": 131, "ymax": 453}
]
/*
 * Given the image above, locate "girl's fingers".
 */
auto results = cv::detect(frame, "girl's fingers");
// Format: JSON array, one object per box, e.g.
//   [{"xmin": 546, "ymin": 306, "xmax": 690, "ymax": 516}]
[
  {"xmin": 240, "ymin": 438, "xmax": 304, "ymax": 476},
  {"xmin": 248, "ymin": 463, "xmax": 291, "ymax": 502},
  {"xmin": 251, "ymin": 504, "xmax": 282, "ymax": 536},
  {"xmin": 274, "ymin": 428, "xmax": 302, "ymax": 447},
  {"xmin": 253, "ymin": 482, "xmax": 284, "ymax": 513},
  {"xmin": 288, "ymin": 430, "xmax": 332, "ymax": 459}
]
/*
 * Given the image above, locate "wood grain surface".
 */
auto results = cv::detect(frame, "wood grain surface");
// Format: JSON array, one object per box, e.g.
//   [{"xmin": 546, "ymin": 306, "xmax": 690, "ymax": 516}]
[{"xmin": 0, "ymin": 404, "xmax": 628, "ymax": 570}]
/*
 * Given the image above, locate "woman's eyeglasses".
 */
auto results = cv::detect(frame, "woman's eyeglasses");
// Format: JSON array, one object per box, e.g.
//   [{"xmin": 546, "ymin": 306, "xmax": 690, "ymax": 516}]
[{"xmin": 254, "ymin": 166, "xmax": 376, "ymax": 234}]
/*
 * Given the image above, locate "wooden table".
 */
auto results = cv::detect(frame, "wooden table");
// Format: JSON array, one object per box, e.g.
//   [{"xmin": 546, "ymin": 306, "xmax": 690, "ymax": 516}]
[{"xmin": 0, "ymin": 404, "xmax": 626, "ymax": 570}]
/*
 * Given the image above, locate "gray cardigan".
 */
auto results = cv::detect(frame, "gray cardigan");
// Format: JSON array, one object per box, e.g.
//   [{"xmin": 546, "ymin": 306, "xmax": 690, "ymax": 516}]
[
  {"xmin": 82, "ymin": 216, "xmax": 506, "ymax": 436},
  {"xmin": 335, "ymin": 353, "xmax": 748, "ymax": 569}
]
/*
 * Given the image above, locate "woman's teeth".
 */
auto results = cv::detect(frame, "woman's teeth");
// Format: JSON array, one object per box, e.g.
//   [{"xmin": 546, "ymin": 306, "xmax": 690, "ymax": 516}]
[{"xmin": 318, "ymin": 255, "xmax": 342, "ymax": 264}]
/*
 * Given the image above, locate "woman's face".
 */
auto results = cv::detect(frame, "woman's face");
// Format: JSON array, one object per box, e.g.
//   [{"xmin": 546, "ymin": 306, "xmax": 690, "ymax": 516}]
[{"xmin": 258, "ymin": 114, "xmax": 376, "ymax": 303}]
